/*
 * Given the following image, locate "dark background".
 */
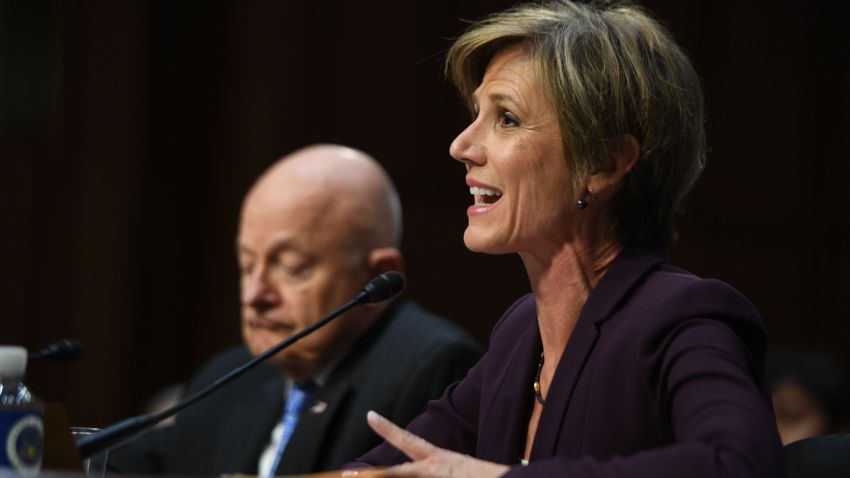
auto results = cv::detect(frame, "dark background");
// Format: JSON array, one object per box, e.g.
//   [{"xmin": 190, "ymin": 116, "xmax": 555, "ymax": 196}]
[{"xmin": 2, "ymin": 0, "xmax": 848, "ymax": 427}]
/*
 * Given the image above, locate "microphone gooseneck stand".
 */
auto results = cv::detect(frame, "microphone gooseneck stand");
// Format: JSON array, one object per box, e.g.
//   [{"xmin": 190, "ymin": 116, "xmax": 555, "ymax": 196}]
[{"xmin": 76, "ymin": 271, "xmax": 405, "ymax": 459}]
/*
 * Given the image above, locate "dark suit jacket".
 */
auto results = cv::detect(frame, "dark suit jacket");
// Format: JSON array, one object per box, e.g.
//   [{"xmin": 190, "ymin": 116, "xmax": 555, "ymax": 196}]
[
  {"xmin": 784, "ymin": 434, "xmax": 850, "ymax": 478},
  {"xmin": 354, "ymin": 246, "xmax": 786, "ymax": 477},
  {"xmin": 109, "ymin": 301, "xmax": 481, "ymax": 475}
]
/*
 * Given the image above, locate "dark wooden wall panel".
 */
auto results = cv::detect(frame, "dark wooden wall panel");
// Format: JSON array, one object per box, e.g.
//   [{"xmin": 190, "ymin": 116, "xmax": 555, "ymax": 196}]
[{"xmin": 2, "ymin": 0, "xmax": 848, "ymax": 426}]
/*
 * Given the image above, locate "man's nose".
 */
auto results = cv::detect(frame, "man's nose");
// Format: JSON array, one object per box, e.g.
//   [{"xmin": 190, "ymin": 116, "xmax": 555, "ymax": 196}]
[{"xmin": 241, "ymin": 266, "xmax": 281, "ymax": 312}]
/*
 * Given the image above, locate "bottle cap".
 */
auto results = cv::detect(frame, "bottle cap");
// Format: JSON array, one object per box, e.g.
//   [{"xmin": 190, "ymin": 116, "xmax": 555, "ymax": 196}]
[{"xmin": 0, "ymin": 346, "xmax": 28, "ymax": 377}]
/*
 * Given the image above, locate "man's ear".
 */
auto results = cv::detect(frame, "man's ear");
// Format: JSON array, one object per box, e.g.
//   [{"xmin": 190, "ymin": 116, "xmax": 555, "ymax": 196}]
[
  {"xmin": 587, "ymin": 134, "xmax": 640, "ymax": 193},
  {"xmin": 367, "ymin": 247, "xmax": 404, "ymax": 277}
]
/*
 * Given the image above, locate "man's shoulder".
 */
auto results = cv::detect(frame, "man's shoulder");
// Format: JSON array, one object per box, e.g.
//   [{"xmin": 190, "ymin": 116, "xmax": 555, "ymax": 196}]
[
  {"xmin": 345, "ymin": 300, "xmax": 482, "ymax": 377},
  {"xmin": 201, "ymin": 344, "xmax": 252, "ymax": 369},
  {"xmin": 378, "ymin": 301, "xmax": 480, "ymax": 353},
  {"xmin": 187, "ymin": 344, "xmax": 279, "ymax": 393}
]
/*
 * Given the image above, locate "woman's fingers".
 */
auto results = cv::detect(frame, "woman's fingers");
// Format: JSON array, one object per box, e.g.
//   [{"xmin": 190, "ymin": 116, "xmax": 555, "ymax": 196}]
[
  {"xmin": 376, "ymin": 453, "xmax": 511, "ymax": 478},
  {"xmin": 365, "ymin": 411, "xmax": 510, "ymax": 478},
  {"xmin": 374, "ymin": 462, "xmax": 425, "ymax": 477},
  {"xmin": 367, "ymin": 410, "xmax": 436, "ymax": 461}
]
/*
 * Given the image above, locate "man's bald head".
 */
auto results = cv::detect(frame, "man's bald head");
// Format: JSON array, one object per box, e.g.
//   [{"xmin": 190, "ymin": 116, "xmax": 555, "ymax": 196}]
[
  {"xmin": 237, "ymin": 144, "xmax": 404, "ymax": 380},
  {"xmin": 245, "ymin": 144, "xmax": 402, "ymax": 252}
]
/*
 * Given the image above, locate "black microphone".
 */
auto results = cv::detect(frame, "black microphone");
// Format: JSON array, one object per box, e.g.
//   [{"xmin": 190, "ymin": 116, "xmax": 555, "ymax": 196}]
[
  {"xmin": 76, "ymin": 271, "xmax": 405, "ymax": 459},
  {"xmin": 357, "ymin": 270, "xmax": 405, "ymax": 304},
  {"xmin": 29, "ymin": 339, "xmax": 84, "ymax": 362}
]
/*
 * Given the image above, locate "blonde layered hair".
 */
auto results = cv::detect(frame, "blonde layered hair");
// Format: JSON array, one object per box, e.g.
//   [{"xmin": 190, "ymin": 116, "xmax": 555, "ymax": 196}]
[{"xmin": 446, "ymin": 0, "xmax": 706, "ymax": 247}]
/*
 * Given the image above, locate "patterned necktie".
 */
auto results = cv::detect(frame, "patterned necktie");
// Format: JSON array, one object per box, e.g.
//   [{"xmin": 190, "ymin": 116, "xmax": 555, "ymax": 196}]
[{"xmin": 267, "ymin": 381, "xmax": 315, "ymax": 477}]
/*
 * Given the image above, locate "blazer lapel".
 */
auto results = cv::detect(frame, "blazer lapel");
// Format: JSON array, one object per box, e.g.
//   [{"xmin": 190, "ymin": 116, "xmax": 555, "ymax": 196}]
[
  {"xmin": 530, "ymin": 309, "xmax": 599, "ymax": 459},
  {"xmin": 530, "ymin": 245, "xmax": 667, "ymax": 459},
  {"xmin": 214, "ymin": 371, "xmax": 285, "ymax": 473},
  {"xmin": 277, "ymin": 376, "xmax": 354, "ymax": 474},
  {"xmin": 477, "ymin": 312, "xmax": 540, "ymax": 464}
]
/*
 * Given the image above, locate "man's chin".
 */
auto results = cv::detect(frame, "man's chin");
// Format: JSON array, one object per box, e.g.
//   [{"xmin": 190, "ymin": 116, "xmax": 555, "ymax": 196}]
[
  {"xmin": 244, "ymin": 334, "xmax": 291, "ymax": 357},
  {"xmin": 265, "ymin": 352, "xmax": 292, "ymax": 369},
  {"xmin": 247, "ymin": 343, "xmax": 320, "ymax": 379},
  {"xmin": 266, "ymin": 350, "xmax": 318, "ymax": 381},
  {"xmin": 245, "ymin": 342, "xmax": 291, "ymax": 368}
]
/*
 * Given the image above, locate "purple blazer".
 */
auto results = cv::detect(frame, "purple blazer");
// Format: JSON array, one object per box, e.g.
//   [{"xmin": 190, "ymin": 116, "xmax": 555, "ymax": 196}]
[{"xmin": 352, "ymin": 245, "xmax": 785, "ymax": 477}]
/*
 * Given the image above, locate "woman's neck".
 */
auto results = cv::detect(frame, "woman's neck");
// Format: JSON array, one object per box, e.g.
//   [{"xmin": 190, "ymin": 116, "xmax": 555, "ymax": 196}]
[{"xmin": 520, "ymin": 238, "xmax": 622, "ymax": 357}]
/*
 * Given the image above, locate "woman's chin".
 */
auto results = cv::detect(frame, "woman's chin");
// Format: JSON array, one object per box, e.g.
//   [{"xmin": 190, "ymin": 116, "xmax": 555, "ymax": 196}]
[{"xmin": 464, "ymin": 229, "xmax": 511, "ymax": 255}]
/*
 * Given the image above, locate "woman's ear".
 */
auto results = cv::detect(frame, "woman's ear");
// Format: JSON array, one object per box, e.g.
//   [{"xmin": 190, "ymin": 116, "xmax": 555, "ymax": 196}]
[{"xmin": 587, "ymin": 134, "xmax": 640, "ymax": 193}]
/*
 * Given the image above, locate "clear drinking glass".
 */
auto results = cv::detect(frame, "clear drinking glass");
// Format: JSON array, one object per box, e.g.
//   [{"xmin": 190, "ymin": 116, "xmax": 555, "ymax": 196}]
[{"xmin": 70, "ymin": 427, "xmax": 108, "ymax": 477}]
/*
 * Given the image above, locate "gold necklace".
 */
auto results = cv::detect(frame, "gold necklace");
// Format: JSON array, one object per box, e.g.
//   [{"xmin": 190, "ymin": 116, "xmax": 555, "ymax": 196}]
[{"xmin": 533, "ymin": 352, "xmax": 545, "ymax": 405}]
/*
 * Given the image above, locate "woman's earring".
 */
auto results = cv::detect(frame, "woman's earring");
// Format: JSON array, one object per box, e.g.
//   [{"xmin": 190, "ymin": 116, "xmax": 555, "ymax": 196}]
[{"xmin": 577, "ymin": 188, "xmax": 592, "ymax": 209}]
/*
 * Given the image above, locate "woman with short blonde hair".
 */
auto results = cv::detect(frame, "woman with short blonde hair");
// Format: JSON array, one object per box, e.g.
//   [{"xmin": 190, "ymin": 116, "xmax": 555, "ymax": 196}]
[{"xmin": 349, "ymin": 1, "xmax": 784, "ymax": 476}]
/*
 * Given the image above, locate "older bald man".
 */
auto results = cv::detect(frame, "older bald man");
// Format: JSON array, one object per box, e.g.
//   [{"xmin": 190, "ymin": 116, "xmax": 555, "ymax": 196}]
[{"xmin": 109, "ymin": 145, "xmax": 481, "ymax": 476}]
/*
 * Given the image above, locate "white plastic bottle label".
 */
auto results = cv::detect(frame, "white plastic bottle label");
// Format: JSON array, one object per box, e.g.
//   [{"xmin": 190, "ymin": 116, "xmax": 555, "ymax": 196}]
[{"xmin": 0, "ymin": 410, "xmax": 43, "ymax": 476}]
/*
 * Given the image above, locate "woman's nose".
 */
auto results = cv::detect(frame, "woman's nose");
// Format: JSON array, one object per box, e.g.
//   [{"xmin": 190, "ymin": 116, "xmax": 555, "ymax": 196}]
[{"xmin": 449, "ymin": 120, "xmax": 485, "ymax": 167}]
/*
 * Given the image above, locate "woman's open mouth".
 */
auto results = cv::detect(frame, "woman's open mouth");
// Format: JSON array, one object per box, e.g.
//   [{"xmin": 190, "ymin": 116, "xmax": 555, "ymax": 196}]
[{"xmin": 470, "ymin": 185, "xmax": 502, "ymax": 206}]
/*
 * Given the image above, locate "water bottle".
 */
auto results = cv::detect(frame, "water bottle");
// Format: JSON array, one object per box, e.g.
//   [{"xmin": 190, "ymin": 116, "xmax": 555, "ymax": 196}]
[{"xmin": 0, "ymin": 346, "xmax": 44, "ymax": 476}]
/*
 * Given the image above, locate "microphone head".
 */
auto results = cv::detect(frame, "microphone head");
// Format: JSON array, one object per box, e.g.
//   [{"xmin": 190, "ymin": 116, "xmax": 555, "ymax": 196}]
[
  {"xmin": 29, "ymin": 339, "xmax": 84, "ymax": 362},
  {"xmin": 360, "ymin": 271, "xmax": 405, "ymax": 304}
]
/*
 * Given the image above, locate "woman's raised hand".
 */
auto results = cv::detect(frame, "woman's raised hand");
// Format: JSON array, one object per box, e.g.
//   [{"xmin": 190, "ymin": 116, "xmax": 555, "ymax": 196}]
[{"xmin": 363, "ymin": 411, "xmax": 510, "ymax": 478}]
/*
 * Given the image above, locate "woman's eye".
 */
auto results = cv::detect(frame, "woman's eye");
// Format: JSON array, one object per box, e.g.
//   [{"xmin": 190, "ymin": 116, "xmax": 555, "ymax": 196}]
[{"xmin": 499, "ymin": 111, "xmax": 519, "ymax": 127}]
